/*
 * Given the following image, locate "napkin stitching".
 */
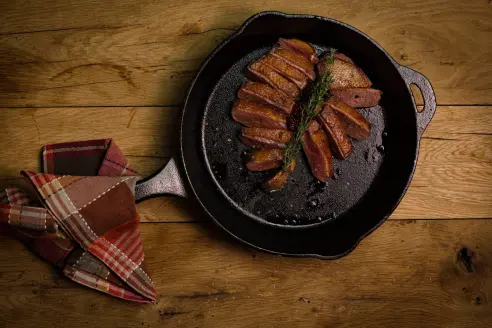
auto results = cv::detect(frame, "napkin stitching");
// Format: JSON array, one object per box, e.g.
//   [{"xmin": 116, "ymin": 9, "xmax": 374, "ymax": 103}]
[
  {"xmin": 39, "ymin": 175, "xmax": 66, "ymax": 197},
  {"xmin": 74, "ymin": 251, "xmax": 87, "ymax": 267},
  {"xmin": 137, "ymin": 266, "xmax": 154, "ymax": 286},
  {"xmin": 62, "ymin": 189, "xmax": 98, "ymax": 240},
  {"xmin": 60, "ymin": 176, "xmax": 134, "ymax": 222},
  {"xmin": 137, "ymin": 254, "xmax": 144, "ymax": 267}
]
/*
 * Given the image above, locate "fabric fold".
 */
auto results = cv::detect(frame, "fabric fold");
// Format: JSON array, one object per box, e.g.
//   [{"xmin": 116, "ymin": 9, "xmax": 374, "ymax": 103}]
[{"xmin": 0, "ymin": 139, "xmax": 155, "ymax": 303}]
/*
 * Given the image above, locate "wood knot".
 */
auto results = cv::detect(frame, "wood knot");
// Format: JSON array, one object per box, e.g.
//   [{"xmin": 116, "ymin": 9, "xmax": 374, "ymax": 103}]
[
  {"xmin": 457, "ymin": 247, "xmax": 474, "ymax": 272},
  {"xmin": 299, "ymin": 297, "xmax": 310, "ymax": 303},
  {"xmin": 180, "ymin": 23, "xmax": 202, "ymax": 36}
]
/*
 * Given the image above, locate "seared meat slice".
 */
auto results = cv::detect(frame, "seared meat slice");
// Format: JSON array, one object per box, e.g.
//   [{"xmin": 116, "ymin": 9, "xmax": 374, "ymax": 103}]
[
  {"xmin": 263, "ymin": 160, "xmax": 296, "ymax": 192},
  {"xmin": 333, "ymin": 53, "xmax": 354, "ymax": 65},
  {"xmin": 240, "ymin": 127, "xmax": 292, "ymax": 149},
  {"xmin": 248, "ymin": 61, "xmax": 300, "ymax": 98},
  {"xmin": 302, "ymin": 121, "xmax": 333, "ymax": 181},
  {"xmin": 278, "ymin": 38, "xmax": 319, "ymax": 64},
  {"xmin": 246, "ymin": 149, "xmax": 284, "ymax": 171},
  {"xmin": 316, "ymin": 104, "xmax": 353, "ymax": 159},
  {"xmin": 326, "ymin": 99, "xmax": 371, "ymax": 140},
  {"xmin": 262, "ymin": 54, "xmax": 309, "ymax": 89},
  {"xmin": 232, "ymin": 99, "xmax": 287, "ymax": 129},
  {"xmin": 270, "ymin": 47, "xmax": 316, "ymax": 80},
  {"xmin": 318, "ymin": 56, "xmax": 371, "ymax": 90},
  {"xmin": 331, "ymin": 88, "xmax": 382, "ymax": 108},
  {"xmin": 238, "ymin": 82, "xmax": 295, "ymax": 115}
]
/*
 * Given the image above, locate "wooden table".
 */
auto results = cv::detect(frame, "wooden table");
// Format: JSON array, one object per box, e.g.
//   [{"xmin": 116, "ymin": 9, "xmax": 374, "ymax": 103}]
[{"xmin": 1, "ymin": 1, "xmax": 491, "ymax": 327}]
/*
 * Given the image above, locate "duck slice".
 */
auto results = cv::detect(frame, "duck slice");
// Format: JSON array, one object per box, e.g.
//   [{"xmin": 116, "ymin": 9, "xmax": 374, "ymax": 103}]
[
  {"xmin": 317, "ymin": 56, "xmax": 372, "ymax": 90},
  {"xmin": 245, "ymin": 149, "xmax": 284, "ymax": 171},
  {"xmin": 238, "ymin": 82, "xmax": 295, "ymax": 115},
  {"xmin": 263, "ymin": 160, "xmax": 296, "ymax": 192},
  {"xmin": 278, "ymin": 38, "xmax": 319, "ymax": 64},
  {"xmin": 302, "ymin": 121, "xmax": 334, "ymax": 181},
  {"xmin": 240, "ymin": 127, "xmax": 293, "ymax": 149},
  {"xmin": 270, "ymin": 47, "xmax": 316, "ymax": 80},
  {"xmin": 248, "ymin": 61, "xmax": 300, "ymax": 98},
  {"xmin": 232, "ymin": 99, "xmax": 287, "ymax": 129},
  {"xmin": 326, "ymin": 99, "xmax": 371, "ymax": 140},
  {"xmin": 331, "ymin": 88, "xmax": 382, "ymax": 108},
  {"xmin": 262, "ymin": 54, "xmax": 309, "ymax": 89},
  {"xmin": 334, "ymin": 53, "xmax": 354, "ymax": 65},
  {"xmin": 316, "ymin": 104, "xmax": 353, "ymax": 159}
]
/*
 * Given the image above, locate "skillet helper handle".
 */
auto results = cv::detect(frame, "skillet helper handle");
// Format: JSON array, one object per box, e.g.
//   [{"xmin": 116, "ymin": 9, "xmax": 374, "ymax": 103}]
[
  {"xmin": 398, "ymin": 65, "xmax": 437, "ymax": 136},
  {"xmin": 134, "ymin": 158, "xmax": 187, "ymax": 202}
]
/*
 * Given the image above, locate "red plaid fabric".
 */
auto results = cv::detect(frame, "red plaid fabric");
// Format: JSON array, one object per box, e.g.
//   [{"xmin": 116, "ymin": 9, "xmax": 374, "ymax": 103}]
[{"xmin": 0, "ymin": 139, "xmax": 155, "ymax": 303}]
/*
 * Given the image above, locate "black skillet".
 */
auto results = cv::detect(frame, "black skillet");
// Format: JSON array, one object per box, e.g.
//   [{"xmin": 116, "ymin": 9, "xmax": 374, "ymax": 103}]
[{"xmin": 134, "ymin": 11, "xmax": 436, "ymax": 259}]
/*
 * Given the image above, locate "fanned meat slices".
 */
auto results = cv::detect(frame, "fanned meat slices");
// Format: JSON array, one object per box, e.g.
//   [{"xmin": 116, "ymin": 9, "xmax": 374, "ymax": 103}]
[
  {"xmin": 229, "ymin": 41, "xmax": 380, "ymax": 193},
  {"xmin": 238, "ymin": 82, "xmax": 295, "ymax": 115},
  {"xmin": 248, "ymin": 61, "xmax": 300, "ymax": 98},
  {"xmin": 278, "ymin": 38, "xmax": 319, "ymax": 64},
  {"xmin": 246, "ymin": 149, "xmax": 284, "ymax": 171},
  {"xmin": 331, "ymin": 88, "xmax": 382, "ymax": 108},
  {"xmin": 316, "ymin": 104, "xmax": 353, "ymax": 159},
  {"xmin": 326, "ymin": 99, "xmax": 371, "ymax": 140},
  {"xmin": 262, "ymin": 54, "xmax": 309, "ymax": 89},
  {"xmin": 263, "ymin": 160, "xmax": 296, "ymax": 192},
  {"xmin": 270, "ymin": 47, "xmax": 316, "ymax": 80},
  {"xmin": 240, "ymin": 127, "xmax": 292, "ymax": 149},
  {"xmin": 302, "ymin": 121, "xmax": 334, "ymax": 182},
  {"xmin": 232, "ymin": 99, "xmax": 287, "ymax": 129}
]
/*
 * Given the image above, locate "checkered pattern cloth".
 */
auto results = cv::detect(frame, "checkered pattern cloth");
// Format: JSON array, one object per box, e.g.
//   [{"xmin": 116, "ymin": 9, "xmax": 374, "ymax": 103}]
[{"xmin": 0, "ymin": 139, "xmax": 156, "ymax": 303}]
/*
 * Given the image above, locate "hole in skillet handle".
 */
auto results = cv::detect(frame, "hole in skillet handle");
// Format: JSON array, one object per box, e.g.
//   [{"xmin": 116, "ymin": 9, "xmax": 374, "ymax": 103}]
[
  {"xmin": 398, "ymin": 65, "xmax": 437, "ymax": 136},
  {"xmin": 134, "ymin": 158, "xmax": 187, "ymax": 202},
  {"xmin": 410, "ymin": 84, "xmax": 424, "ymax": 112}
]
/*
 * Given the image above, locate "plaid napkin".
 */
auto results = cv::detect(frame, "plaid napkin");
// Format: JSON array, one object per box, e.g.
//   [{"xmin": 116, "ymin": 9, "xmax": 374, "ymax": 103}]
[{"xmin": 0, "ymin": 139, "xmax": 156, "ymax": 303}]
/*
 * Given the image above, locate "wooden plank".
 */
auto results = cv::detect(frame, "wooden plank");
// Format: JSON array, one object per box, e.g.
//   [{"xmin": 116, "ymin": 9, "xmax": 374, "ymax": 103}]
[
  {"xmin": 0, "ymin": 220, "xmax": 491, "ymax": 327},
  {"xmin": 1, "ymin": 106, "xmax": 490, "ymax": 220},
  {"xmin": 1, "ymin": 0, "xmax": 491, "ymax": 106}
]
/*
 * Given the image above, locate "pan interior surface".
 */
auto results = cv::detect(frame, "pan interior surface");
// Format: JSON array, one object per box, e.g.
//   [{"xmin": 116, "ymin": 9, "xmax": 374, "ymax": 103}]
[
  {"xmin": 182, "ymin": 13, "xmax": 421, "ymax": 256},
  {"xmin": 202, "ymin": 43, "xmax": 387, "ymax": 227}
]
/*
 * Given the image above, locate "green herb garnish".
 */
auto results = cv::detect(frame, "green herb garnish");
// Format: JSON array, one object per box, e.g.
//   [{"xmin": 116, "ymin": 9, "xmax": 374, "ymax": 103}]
[{"xmin": 282, "ymin": 48, "xmax": 336, "ymax": 170}]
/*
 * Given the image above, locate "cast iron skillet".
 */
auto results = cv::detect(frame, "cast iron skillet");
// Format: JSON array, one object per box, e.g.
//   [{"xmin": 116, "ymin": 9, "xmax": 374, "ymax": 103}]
[{"xmin": 134, "ymin": 11, "xmax": 436, "ymax": 259}]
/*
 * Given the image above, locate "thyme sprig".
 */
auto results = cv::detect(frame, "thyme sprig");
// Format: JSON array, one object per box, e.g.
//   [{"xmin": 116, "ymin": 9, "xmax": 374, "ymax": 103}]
[{"xmin": 282, "ymin": 48, "xmax": 336, "ymax": 170}]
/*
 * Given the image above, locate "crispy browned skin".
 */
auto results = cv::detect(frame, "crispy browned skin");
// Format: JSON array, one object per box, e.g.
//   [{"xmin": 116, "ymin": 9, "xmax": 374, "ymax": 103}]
[
  {"xmin": 326, "ymin": 99, "xmax": 371, "ymax": 140},
  {"xmin": 241, "ymin": 127, "xmax": 292, "ymax": 149},
  {"xmin": 262, "ymin": 54, "xmax": 308, "ymax": 89},
  {"xmin": 249, "ymin": 61, "xmax": 300, "ymax": 98},
  {"xmin": 333, "ymin": 53, "xmax": 354, "ymax": 65},
  {"xmin": 270, "ymin": 47, "xmax": 316, "ymax": 80},
  {"xmin": 331, "ymin": 88, "xmax": 382, "ymax": 108},
  {"xmin": 246, "ymin": 149, "xmax": 284, "ymax": 171},
  {"xmin": 238, "ymin": 82, "xmax": 295, "ymax": 115},
  {"xmin": 302, "ymin": 121, "xmax": 333, "ymax": 181},
  {"xmin": 318, "ymin": 57, "xmax": 371, "ymax": 90},
  {"xmin": 278, "ymin": 38, "xmax": 319, "ymax": 64},
  {"xmin": 263, "ymin": 160, "xmax": 296, "ymax": 192},
  {"xmin": 316, "ymin": 104, "xmax": 353, "ymax": 159},
  {"xmin": 232, "ymin": 99, "xmax": 287, "ymax": 129}
]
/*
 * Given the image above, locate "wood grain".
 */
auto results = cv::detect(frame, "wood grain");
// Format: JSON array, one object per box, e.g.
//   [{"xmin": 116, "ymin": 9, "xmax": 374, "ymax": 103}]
[
  {"xmin": 1, "ymin": 106, "xmax": 490, "ymax": 220},
  {"xmin": 1, "ymin": 0, "xmax": 491, "ymax": 107},
  {"xmin": 0, "ymin": 220, "xmax": 491, "ymax": 328}
]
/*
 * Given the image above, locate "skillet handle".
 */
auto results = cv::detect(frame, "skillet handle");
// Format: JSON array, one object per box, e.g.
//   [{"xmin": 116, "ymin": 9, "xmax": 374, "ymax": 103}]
[
  {"xmin": 134, "ymin": 158, "xmax": 187, "ymax": 203},
  {"xmin": 398, "ymin": 65, "xmax": 437, "ymax": 136}
]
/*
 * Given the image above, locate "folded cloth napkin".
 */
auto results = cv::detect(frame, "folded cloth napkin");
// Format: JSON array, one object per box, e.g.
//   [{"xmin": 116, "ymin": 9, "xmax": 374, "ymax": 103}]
[{"xmin": 0, "ymin": 139, "xmax": 155, "ymax": 303}]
